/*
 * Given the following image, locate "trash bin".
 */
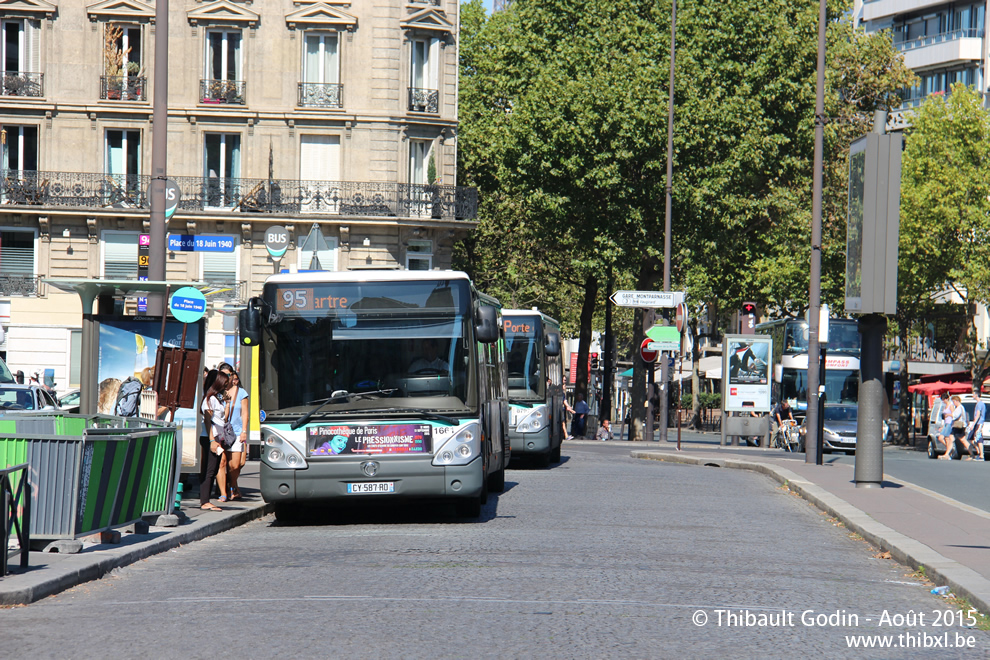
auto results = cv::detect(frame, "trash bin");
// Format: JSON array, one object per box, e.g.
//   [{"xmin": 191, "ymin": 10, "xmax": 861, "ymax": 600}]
[{"xmin": 0, "ymin": 414, "xmax": 179, "ymax": 540}]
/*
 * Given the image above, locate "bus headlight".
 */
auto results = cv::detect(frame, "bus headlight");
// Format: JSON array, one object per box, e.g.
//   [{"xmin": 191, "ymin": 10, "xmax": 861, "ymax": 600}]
[
  {"xmin": 262, "ymin": 430, "xmax": 307, "ymax": 470},
  {"xmin": 433, "ymin": 422, "xmax": 480, "ymax": 467},
  {"xmin": 515, "ymin": 407, "xmax": 547, "ymax": 433}
]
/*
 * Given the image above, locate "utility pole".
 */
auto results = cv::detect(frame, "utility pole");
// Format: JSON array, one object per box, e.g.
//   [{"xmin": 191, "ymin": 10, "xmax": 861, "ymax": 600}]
[
  {"xmin": 603, "ymin": 265, "xmax": 614, "ymax": 425},
  {"xmin": 805, "ymin": 0, "xmax": 827, "ymax": 465},
  {"xmin": 147, "ymin": 0, "xmax": 169, "ymax": 315},
  {"xmin": 658, "ymin": 0, "xmax": 677, "ymax": 444}
]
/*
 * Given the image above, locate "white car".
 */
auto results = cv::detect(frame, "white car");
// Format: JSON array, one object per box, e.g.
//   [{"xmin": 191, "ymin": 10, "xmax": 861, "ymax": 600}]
[{"xmin": 926, "ymin": 394, "xmax": 990, "ymax": 460}]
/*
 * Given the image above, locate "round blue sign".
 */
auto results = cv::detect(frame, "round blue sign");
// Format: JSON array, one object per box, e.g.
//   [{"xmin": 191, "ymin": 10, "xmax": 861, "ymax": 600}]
[{"xmin": 169, "ymin": 286, "xmax": 207, "ymax": 323}]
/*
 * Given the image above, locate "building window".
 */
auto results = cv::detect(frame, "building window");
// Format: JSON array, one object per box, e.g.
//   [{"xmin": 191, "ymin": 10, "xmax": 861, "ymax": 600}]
[
  {"xmin": 297, "ymin": 234, "xmax": 338, "ymax": 271},
  {"xmin": 0, "ymin": 228, "xmax": 35, "ymax": 278},
  {"xmin": 202, "ymin": 29, "xmax": 243, "ymax": 103},
  {"xmin": 106, "ymin": 129, "xmax": 141, "ymax": 203},
  {"xmin": 1, "ymin": 19, "xmax": 41, "ymax": 97},
  {"xmin": 409, "ymin": 37, "xmax": 439, "ymax": 112},
  {"xmin": 1, "ymin": 125, "xmax": 38, "ymax": 172},
  {"xmin": 201, "ymin": 240, "xmax": 239, "ymax": 283},
  {"xmin": 409, "ymin": 139, "xmax": 433, "ymax": 185},
  {"xmin": 299, "ymin": 32, "xmax": 341, "ymax": 108},
  {"xmin": 204, "ymin": 133, "xmax": 241, "ymax": 208},
  {"xmin": 102, "ymin": 230, "xmax": 140, "ymax": 279},
  {"xmin": 406, "ymin": 239, "xmax": 432, "ymax": 271},
  {"xmin": 300, "ymin": 134, "xmax": 341, "ymax": 212},
  {"xmin": 103, "ymin": 24, "xmax": 144, "ymax": 101}
]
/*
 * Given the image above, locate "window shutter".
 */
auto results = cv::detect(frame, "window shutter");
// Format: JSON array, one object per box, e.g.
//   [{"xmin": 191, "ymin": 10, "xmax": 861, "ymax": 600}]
[
  {"xmin": 429, "ymin": 37, "xmax": 439, "ymax": 90},
  {"xmin": 0, "ymin": 230, "xmax": 34, "ymax": 275},
  {"xmin": 26, "ymin": 20, "xmax": 39, "ymax": 73},
  {"xmin": 103, "ymin": 232, "xmax": 138, "ymax": 279},
  {"xmin": 203, "ymin": 249, "xmax": 237, "ymax": 282}
]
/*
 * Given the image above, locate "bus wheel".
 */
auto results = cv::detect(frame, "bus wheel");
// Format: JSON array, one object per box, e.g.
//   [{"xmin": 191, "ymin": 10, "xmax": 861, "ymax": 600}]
[
  {"xmin": 535, "ymin": 450, "xmax": 551, "ymax": 468},
  {"xmin": 273, "ymin": 503, "xmax": 301, "ymax": 524},
  {"xmin": 456, "ymin": 496, "xmax": 482, "ymax": 518},
  {"xmin": 488, "ymin": 466, "xmax": 505, "ymax": 492},
  {"xmin": 550, "ymin": 441, "xmax": 562, "ymax": 463}
]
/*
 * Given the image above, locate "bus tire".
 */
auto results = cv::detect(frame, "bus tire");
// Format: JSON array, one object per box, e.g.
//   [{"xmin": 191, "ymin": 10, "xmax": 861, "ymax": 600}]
[
  {"xmin": 488, "ymin": 466, "xmax": 506, "ymax": 492},
  {"xmin": 273, "ymin": 503, "xmax": 301, "ymax": 524},
  {"xmin": 550, "ymin": 441, "xmax": 562, "ymax": 463},
  {"xmin": 456, "ymin": 496, "xmax": 482, "ymax": 518}
]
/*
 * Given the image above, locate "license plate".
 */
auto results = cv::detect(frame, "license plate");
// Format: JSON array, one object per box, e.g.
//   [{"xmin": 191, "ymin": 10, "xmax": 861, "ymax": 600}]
[{"xmin": 347, "ymin": 482, "xmax": 395, "ymax": 494}]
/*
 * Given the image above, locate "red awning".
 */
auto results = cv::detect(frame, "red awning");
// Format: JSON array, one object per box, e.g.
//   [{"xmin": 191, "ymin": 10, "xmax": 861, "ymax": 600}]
[{"xmin": 907, "ymin": 380, "xmax": 973, "ymax": 396}]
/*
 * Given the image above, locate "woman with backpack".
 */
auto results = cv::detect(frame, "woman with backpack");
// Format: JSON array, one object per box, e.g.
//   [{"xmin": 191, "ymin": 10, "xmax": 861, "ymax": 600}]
[{"xmin": 200, "ymin": 370, "xmax": 232, "ymax": 511}]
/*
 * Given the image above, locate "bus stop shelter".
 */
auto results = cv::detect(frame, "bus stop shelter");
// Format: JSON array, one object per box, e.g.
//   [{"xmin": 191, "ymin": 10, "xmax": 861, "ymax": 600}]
[{"xmin": 43, "ymin": 279, "xmax": 206, "ymax": 415}]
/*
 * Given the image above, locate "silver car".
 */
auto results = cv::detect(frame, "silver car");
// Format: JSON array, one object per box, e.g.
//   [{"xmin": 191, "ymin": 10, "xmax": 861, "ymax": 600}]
[
  {"xmin": 0, "ymin": 384, "xmax": 62, "ymax": 411},
  {"xmin": 800, "ymin": 404, "xmax": 889, "ymax": 455}
]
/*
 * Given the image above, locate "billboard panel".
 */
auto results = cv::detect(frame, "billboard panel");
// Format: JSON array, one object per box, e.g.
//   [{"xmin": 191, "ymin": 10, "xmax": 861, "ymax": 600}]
[{"xmin": 723, "ymin": 334, "xmax": 772, "ymax": 412}]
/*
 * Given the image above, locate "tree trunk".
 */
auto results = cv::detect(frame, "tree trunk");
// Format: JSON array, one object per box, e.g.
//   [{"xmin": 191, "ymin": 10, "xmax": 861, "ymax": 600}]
[{"xmin": 574, "ymin": 272, "xmax": 599, "ymax": 406}]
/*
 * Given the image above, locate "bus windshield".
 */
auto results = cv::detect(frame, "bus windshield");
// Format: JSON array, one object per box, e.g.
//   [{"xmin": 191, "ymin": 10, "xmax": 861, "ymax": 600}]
[
  {"xmin": 505, "ymin": 315, "xmax": 544, "ymax": 401},
  {"xmin": 782, "ymin": 321, "xmax": 860, "ymax": 356},
  {"xmin": 260, "ymin": 279, "xmax": 476, "ymax": 416},
  {"xmin": 781, "ymin": 368, "xmax": 860, "ymax": 406}
]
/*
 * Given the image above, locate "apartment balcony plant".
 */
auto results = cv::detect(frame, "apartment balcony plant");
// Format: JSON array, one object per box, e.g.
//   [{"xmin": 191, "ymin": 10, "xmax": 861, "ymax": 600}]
[
  {"xmin": 200, "ymin": 79, "xmax": 246, "ymax": 104},
  {"xmin": 1, "ymin": 72, "xmax": 43, "ymax": 97}
]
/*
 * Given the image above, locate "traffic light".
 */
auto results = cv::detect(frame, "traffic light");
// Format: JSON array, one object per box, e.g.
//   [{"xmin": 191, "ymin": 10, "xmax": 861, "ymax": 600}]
[
  {"xmin": 741, "ymin": 302, "xmax": 757, "ymax": 315},
  {"xmin": 590, "ymin": 352, "xmax": 600, "ymax": 370}
]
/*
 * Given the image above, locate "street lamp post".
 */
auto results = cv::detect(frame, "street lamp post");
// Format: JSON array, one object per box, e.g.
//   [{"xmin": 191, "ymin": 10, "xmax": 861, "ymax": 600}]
[
  {"xmin": 658, "ymin": 0, "xmax": 676, "ymax": 444},
  {"xmin": 806, "ymin": 0, "xmax": 828, "ymax": 465}
]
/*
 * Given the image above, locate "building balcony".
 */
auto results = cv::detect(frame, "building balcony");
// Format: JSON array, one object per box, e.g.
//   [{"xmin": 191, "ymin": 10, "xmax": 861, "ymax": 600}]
[
  {"xmin": 298, "ymin": 82, "xmax": 343, "ymax": 108},
  {"xmin": 200, "ymin": 79, "xmax": 245, "ymax": 105},
  {"xmin": 2, "ymin": 72, "xmax": 43, "ymax": 98},
  {"xmin": 0, "ymin": 274, "xmax": 42, "ymax": 297},
  {"xmin": 201, "ymin": 280, "xmax": 246, "ymax": 304},
  {"xmin": 100, "ymin": 75, "xmax": 147, "ymax": 102},
  {"xmin": 409, "ymin": 87, "xmax": 439, "ymax": 113},
  {"xmin": 864, "ymin": 0, "xmax": 955, "ymax": 22},
  {"xmin": 0, "ymin": 170, "xmax": 479, "ymax": 220},
  {"xmin": 895, "ymin": 30, "xmax": 983, "ymax": 70}
]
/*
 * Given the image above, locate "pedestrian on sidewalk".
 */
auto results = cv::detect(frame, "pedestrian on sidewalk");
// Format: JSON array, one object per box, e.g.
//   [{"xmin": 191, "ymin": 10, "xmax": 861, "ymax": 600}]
[
  {"xmin": 562, "ymin": 397, "xmax": 575, "ymax": 440},
  {"xmin": 595, "ymin": 418, "xmax": 612, "ymax": 442},
  {"xmin": 200, "ymin": 369, "xmax": 231, "ymax": 511},
  {"xmin": 571, "ymin": 393, "xmax": 589, "ymax": 438},
  {"xmin": 220, "ymin": 365, "xmax": 249, "ymax": 500},
  {"xmin": 966, "ymin": 383, "xmax": 986, "ymax": 460},
  {"xmin": 937, "ymin": 392, "xmax": 955, "ymax": 459}
]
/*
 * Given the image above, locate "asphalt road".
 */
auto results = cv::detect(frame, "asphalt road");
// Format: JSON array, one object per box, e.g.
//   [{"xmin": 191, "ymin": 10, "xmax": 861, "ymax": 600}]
[{"xmin": 3, "ymin": 444, "xmax": 987, "ymax": 658}]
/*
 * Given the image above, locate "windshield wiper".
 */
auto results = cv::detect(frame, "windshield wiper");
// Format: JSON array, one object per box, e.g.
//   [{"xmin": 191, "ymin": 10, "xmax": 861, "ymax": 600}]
[
  {"xmin": 290, "ymin": 389, "xmax": 397, "ymax": 430},
  {"xmin": 351, "ymin": 408, "xmax": 460, "ymax": 426}
]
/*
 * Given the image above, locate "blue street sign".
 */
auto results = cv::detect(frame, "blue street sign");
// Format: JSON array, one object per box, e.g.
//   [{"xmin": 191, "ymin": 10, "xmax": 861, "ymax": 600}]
[
  {"xmin": 169, "ymin": 287, "xmax": 207, "ymax": 324},
  {"xmin": 167, "ymin": 234, "xmax": 236, "ymax": 252}
]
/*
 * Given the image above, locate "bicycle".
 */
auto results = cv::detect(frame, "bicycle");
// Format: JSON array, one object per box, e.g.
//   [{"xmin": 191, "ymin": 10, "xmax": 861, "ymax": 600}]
[{"xmin": 772, "ymin": 420, "xmax": 800, "ymax": 452}]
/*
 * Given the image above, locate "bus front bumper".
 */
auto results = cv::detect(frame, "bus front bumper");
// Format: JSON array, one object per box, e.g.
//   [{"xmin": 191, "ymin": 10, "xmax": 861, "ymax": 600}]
[
  {"xmin": 260, "ymin": 455, "xmax": 484, "ymax": 503},
  {"xmin": 508, "ymin": 426, "xmax": 551, "ymax": 456}
]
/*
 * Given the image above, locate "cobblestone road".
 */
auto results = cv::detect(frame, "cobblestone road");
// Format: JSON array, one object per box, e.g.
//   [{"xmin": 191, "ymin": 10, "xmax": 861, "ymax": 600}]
[{"xmin": 4, "ymin": 444, "xmax": 987, "ymax": 658}]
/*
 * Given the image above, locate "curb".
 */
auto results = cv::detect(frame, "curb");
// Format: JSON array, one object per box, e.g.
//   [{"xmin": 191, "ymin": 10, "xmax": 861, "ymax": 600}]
[
  {"xmin": 1, "ymin": 501, "xmax": 273, "ymax": 606},
  {"xmin": 631, "ymin": 450, "xmax": 990, "ymax": 616}
]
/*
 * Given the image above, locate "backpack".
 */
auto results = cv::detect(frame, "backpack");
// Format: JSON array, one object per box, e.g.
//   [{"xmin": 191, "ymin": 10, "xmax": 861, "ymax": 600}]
[{"xmin": 115, "ymin": 377, "xmax": 143, "ymax": 417}]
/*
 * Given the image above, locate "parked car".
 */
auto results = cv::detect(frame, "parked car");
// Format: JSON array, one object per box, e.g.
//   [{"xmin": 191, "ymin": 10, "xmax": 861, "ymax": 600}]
[
  {"xmin": 926, "ymin": 395, "xmax": 990, "ymax": 460},
  {"xmin": 0, "ymin": 384, "xmax": 62, "ymax": 411},
  {"xmin": 799, "ymin": 404, "xmax": 890, "ymax": 455},
  {"xmin": 59, "ymin": 388, "xmax": 80, "ymax": 413}
]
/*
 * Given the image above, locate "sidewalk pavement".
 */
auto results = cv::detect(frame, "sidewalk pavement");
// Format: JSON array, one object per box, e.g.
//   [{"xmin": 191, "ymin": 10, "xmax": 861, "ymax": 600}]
[
  {"xmin": 603, "ymin": 438, "xmax": 990, "ymax": 615},
  {"xmin": 1, "ymin": 461, "xmax": 271, "ymax": 606}
]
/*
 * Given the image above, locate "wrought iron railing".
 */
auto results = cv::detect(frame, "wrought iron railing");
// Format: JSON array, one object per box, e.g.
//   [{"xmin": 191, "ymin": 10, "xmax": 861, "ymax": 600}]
[
  {"xmin": 201, "ymin": 280, "xmax": 245, "ymax": 303},
  {"xmin": 2, "ymin": 71, "xmax": 43, "ymax": 97},
  {"xmin": 0, "ymin": 170, "xmax": 479, "ymax": 220},
  {"xmin": 298, "ymin": 82, "xmax": 344, "ymax": 108},
  {"xmin": 409, "ymin": 87, "xmax": 439, "ymax": 113},
  {"xmin": 895, "ymin": 28, "xmax": 983, "ymax": 52},
  {"xmin": 0, "ymin": 274, "xmax": 42, "ymax": 297},
  {"xmin": 1, "ymin": 462, "xmax": 30, "ymax": 577},
  {"xmin": 100, "ymin": 75, "xmax": 147, "ymax": 101},
  {"xmin": 200, "ymin": 79, "xmax": 246, "ymax": 104},
  {"xmin": 410, "ymin": 0, "xmax": 441, "ymax": 5}
]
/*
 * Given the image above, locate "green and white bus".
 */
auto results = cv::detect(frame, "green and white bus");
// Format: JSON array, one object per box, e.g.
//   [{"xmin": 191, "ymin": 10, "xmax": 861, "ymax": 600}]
[
  {"xmin": 240, "ymin": 271, "xmax": 510, "ymax": 519},
  {"xmin": 503, "ymin": 309, "xmax": 563, "ymax": 467}
]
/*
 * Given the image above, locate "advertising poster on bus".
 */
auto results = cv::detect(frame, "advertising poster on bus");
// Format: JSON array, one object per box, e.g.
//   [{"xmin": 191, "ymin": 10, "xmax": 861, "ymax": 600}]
[
  {"xmin": 308, "ymin": 423, "xmax": 432, "ymax": 455},
  {"xmin": 723, "ymin": 334, "xmax": 772, "ymax": 412}
]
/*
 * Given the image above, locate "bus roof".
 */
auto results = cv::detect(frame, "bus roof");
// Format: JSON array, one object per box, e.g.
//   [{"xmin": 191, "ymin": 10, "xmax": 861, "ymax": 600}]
[
  {"xmin": 502, "ymin": 308, "xmax": 561, "ymax": 329},
  {"xmin": 266, "ymin": 270, "xmax": 474, "ymax": 285}
]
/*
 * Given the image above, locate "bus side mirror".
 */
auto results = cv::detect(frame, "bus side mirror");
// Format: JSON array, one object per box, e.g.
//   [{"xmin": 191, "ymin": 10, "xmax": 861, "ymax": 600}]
[
  {"xmin": 475, "ymin": 306, "xmax": 499, "ymax": 344},
  {"xmin": 545, "ymin": 332, "xmax": 561, "ymax": 356},
  {"xmin": 240, "ymin": 298, "xmax": 263, "ymax": 346}
]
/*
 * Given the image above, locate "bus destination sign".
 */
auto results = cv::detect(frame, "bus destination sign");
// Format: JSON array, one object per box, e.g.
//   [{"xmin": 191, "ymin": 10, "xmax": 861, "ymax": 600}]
[{"xmin": 308, "ymin": 424, "xmax": 432, "ymax": 455}]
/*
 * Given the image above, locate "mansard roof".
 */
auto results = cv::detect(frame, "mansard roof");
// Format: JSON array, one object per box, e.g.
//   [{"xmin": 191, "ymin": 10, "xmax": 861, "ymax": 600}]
[
  {"xmin": 285, "ymin": 2, "xmax": 357, "ymax": 31},
  {"xmin": 187, "ymin": 0, "xmax": 260, "ymax": 28}
]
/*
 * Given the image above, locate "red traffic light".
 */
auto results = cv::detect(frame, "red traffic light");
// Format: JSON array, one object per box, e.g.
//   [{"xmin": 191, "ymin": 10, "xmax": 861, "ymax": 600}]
[{"xmin": 742, "ymin": 302, "xmax": 757, "ymax": 315}]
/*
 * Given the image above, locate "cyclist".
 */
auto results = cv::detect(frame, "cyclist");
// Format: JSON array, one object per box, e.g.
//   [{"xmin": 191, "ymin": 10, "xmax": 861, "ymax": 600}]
[{"xmin": 773, "ymin": 399, "xmax": 795, "ymax": 430}]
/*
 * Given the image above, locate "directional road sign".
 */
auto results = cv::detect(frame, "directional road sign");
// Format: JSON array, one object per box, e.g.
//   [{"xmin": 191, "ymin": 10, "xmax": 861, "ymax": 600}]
[
  {"xmin": 610, "ymin": 290, "xmax": 685, "ymax": 308},
  {"xmin": 645, "ymin": 325, "xmax": 681, "ymax": 351}
]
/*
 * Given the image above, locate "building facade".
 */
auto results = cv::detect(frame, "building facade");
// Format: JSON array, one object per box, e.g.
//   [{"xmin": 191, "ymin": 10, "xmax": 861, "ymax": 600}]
[{"xmin": 0, "ymin": 0, "xmax": 477, "ymax": 393}]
